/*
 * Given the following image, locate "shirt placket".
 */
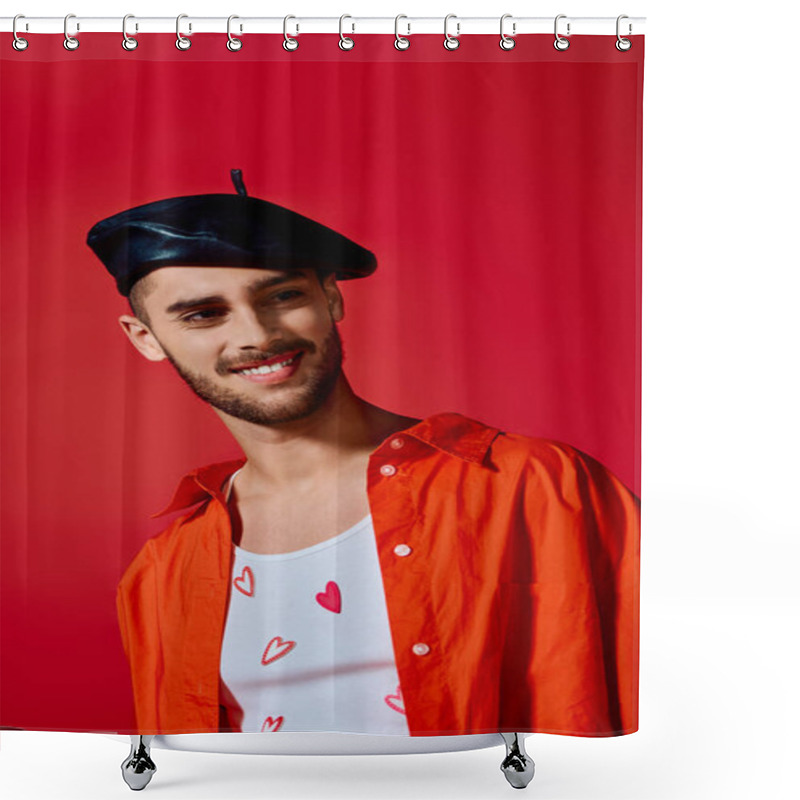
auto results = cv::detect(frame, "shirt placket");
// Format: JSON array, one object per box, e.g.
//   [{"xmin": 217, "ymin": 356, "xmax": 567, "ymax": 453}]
[{"xmin": 367, "ymin": 434, "xmax": 459, "ymax": 735}]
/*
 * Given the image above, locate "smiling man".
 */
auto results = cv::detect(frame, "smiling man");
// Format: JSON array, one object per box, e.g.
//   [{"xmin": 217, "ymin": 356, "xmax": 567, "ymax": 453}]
[{"xmin": 87, "ymin": 170, "xmax": 640, "ymax": 742}]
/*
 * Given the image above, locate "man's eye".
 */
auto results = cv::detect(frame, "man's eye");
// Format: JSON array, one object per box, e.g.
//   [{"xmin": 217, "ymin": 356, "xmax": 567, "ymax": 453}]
[
  {"xmin": 182, "ymin": 309, "xmax": 224, "ymax": 323},
  {"xmin": 273, "ymin": 290, "xmax": 303, "ymax": 302}
]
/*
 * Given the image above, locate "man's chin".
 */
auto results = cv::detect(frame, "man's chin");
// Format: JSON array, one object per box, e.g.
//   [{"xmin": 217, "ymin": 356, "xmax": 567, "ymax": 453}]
[
  {"xmin": 213, "ymin": 401, "xmax": 327, "ymax": 427},
  {"xmin": 206, "ymin": 382, "xmax": 338, "ymax": 427}
]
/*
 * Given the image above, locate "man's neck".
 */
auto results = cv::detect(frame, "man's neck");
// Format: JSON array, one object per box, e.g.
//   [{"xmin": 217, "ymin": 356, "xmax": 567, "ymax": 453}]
[{"xmin": 215, "ymin": 378, "xmax": 420, "ymax": 492}]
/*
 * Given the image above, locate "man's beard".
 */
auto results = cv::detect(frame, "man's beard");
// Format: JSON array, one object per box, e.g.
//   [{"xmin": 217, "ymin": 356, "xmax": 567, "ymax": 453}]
[{"xmin": 160, "ymin": 325, "xmax": 344, "ymax": 426}]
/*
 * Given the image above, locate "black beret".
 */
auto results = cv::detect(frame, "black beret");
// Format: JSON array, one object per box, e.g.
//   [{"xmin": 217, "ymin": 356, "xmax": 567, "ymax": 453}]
[{"xmin": 86, "ymin": 169, "xmax": 377, "ymax": 297}]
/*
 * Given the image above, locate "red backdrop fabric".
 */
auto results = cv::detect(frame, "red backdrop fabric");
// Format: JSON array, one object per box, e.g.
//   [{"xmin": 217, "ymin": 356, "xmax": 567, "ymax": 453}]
[{"xmin": 0, "ymin": 33, "xmax": 643, "ymax": 733}]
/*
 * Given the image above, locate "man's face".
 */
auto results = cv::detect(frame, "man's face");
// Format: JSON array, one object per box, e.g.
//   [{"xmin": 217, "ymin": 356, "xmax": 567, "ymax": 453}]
[{"xmin": 120, "ymin": 266, "xmax": 345, "ymax": 427}]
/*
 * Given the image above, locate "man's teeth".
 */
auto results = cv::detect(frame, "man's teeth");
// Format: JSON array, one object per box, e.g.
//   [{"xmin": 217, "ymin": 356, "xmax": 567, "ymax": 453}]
[{"xmin": 239, "ymin": 355, "xmax": 298, "ymax": 376}]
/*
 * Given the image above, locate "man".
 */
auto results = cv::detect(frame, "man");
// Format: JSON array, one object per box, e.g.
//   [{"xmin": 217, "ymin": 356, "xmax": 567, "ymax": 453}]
[{"xmin": 88, "ymin": 169, "xmax": 640, "ymax": 738}]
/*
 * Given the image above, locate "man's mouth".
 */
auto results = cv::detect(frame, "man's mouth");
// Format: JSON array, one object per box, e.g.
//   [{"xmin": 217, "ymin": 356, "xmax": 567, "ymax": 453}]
[{"xmin": 230, "ymin": 350, "xmax": 303, "ymax": 378}]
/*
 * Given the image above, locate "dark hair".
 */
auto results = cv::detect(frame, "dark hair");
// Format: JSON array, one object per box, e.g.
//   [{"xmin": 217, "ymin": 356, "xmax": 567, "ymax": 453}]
[{"xmin": 127, "ymin": 273, "xmax": 154, "ymax": 328}]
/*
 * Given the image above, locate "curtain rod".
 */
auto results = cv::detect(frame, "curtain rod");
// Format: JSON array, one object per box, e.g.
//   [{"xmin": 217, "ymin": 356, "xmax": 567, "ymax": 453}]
[{"xmin": 1, "ymin": 16, "xmax": 646, "ymax": 37}]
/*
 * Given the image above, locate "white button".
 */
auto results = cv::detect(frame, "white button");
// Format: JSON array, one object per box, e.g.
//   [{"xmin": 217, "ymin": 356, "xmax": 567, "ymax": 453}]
[
  {"xmin": 394, "ymin": 544, "xmax": 412, "ymax": 557},
  {"xmin": 390, "ymin": 437, "xmax": 405, "ymax": 449},
  {"xmin": 380, "ymin": 464, "xmax": 397, "ymax": 477},
  {"xmin": 412, "ymin": 643, "xmax": 430, "ymax": 656}
]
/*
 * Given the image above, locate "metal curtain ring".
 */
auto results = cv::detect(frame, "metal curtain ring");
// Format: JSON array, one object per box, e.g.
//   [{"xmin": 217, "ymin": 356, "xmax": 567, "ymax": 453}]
[
  {"xmin": 339, "ymin": 14, "xmax": 354, "ymax": 50},
  {"xmin": 122, "ymin": 14, "xmax": 138, "ymax": 50},
  {"xmin": 64, "ymin": 13, "xmax": 79, "ymax": 50},
  {"xmin": 554, "ymin": 14, "xmax": 570, "ymax": 51},
  {"xmin": 616, "ymin": 14, "xmax": 632, "ymax": 51},
  {"xmin": 443, "ymin": 13, "xmax": 460, "ymax": 51},
  {"xmin": 283, "ymin": 15, "xmax": 298, "ymax": 51},
  {"xmin": 227, "ymin": 15, "xmax": 242, "ymax": 51},
  {"xmin": 394, "ymin": 15, "xmax": 410, "ymax": 50},
  {"xmin": 12, "ymin": 14, "xmax": 29, "ymax": 51},
  {"xmin": 176, "ymin": 14, "xmax": 191, "ymax": 50},
  {"xmin": 499, "ymin": 14, "xmax": 515, "ymax": 50}
]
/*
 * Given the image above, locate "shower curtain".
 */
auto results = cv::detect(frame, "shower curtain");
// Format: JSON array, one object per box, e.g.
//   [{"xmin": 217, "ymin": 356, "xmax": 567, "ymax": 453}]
[{"xmin": 0, "ymin": 26, "xmax": 643, "ymax": 738}]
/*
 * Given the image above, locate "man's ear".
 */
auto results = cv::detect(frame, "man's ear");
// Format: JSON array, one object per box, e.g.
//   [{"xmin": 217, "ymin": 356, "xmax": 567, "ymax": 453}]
[
  {"xmin": 118, "ymin": 315, "xmax": 169, "ymax": 362},
  {"xmin": 321, "ymin": 274, "xmax": 344, "ymax": 322}
]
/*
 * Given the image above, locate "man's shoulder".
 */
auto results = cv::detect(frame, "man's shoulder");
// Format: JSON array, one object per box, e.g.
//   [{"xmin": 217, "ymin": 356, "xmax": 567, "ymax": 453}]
[
  {"xmin": 413, "ymin": 412, "xmax": 635, "ymax": 504},
  {"xmin": 482, "ymin": 422, "xmax": 636, "ymax": 500},
  {"xmin": 150, "ymin": 457, "xmax": 246, "ymax": 519},
  {"xmin": 118, "ymin": 457, "xmax": 242, "ymax": 588},
  {"xmin": 421, "ymin": 410, "xmax": 586, "ymax": 468},
  {"xmin": 491, "ymin": 425, "xmax": 589, "ymax": 465}
]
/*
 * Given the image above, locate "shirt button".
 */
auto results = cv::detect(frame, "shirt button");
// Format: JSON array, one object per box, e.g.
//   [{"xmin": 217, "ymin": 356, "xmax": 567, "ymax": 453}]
[
  {"xmin": 394, "ymin": 544, "xmax": 412, "ymax": 557},
  {"xmin": 389, "ymin": 437, "xmax": 405, "ymax": 449},
  {"xmin": 412, "ymin": 643, "xmax": 430, "ymax": 656},
  {"xmin": 380, "ymin": 464, "xmax": 397, "ymax": 477}
]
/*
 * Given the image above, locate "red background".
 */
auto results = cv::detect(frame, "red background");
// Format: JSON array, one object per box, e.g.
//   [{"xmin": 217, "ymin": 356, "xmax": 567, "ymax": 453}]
[{"xmin": 0, "ymin": 34, "xmax": 643, "ymax": 732}]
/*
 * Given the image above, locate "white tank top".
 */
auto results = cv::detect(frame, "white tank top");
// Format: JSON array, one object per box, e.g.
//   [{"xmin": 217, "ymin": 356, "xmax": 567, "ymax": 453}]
[{"xmin": 219, "ymin": 467, "xmax": 410, "ymax": 735}]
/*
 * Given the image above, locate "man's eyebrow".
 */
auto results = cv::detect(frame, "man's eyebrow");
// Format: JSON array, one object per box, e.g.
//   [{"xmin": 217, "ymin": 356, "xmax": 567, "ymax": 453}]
[{"xmin": 164, "ymin": 273, "xmax": 309, "ymax": 316}]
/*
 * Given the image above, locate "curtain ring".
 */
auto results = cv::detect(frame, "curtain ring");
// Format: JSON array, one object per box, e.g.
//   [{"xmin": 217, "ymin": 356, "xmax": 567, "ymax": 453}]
[
  {"xmin": 176, "ymin": 14, "xmax": 191, "ymax": 50},
  {"xmin": 283, "ymin": 15, "xmax": 298, "ymax": 51},
  {"xmin": 394, "ymin": 15, "xmax": 410, "ymax": 50},
  {"xmin": 227, "ymin": 15, "xmax": 242, "ymax": 51},
  {"xmin": 443, "ymin": 14, "xmax": 460, "ymax": 51},
  {"xmin": 63, "ymin": 13, "xmax": 79, "ymax": 51},
  {"xmin": 499, "ymin": 14, "xmax": 515, "ymax": 50},
  {"xmin": 616, "ymin": 15, "xmax": 632, "ymax": 51},
  {"xmin": 12, "ymin": 14, "xmax": 29, "ymax": 51},
  {"xmin": 339, "ymin": 14, "xmax": 354, "ymax": 50},
  {"xmin": 122, "ymin": 14, "xmax": 138, "ymax": 51},
  {"xmin": 553, "ymin": 14, "xmax": 570, "ymax": 51}
]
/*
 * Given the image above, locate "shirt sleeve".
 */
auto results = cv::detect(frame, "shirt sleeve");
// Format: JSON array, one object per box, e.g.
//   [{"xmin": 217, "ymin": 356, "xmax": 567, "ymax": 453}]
[
  {"xmin": 566, "ymin": 446, "xmax": 640, "ymax": 734},
  {"xmin": 502, "ymin": 439, "xmax": 640, "ymax": 735}
]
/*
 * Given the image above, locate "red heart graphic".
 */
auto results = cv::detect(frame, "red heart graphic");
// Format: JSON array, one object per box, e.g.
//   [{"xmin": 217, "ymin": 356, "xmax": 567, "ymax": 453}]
[
  {"xmin": 261, "ymin": 715, "xmax": 284, "ymax": 732},
  {"xmin": 316, "ymin": 581, "xmax": 342, "ymax": 614},
  {"xmin": 261, "ymin": 636, "xmax": 297, "ymax": 667},
  {"xmin": 317, "ymin": 581, "xmax": 342, "ymax": 614},
  {"xmin": 233, "ymin": 565, "xmax": 254, "ymax": 597},
  {"xmin": 384, "ymin": 684, "xmax": 405, "ymax": 715}
]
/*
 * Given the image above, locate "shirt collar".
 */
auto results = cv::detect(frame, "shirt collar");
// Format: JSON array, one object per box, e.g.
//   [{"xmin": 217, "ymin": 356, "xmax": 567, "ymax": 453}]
[
  {"xmin": 402, "ymin": 411, "xmax": 501, "ymax": 463},
  {"xmin": 151, "ymin": 411, "xmax": 501, "ymax": 518}
]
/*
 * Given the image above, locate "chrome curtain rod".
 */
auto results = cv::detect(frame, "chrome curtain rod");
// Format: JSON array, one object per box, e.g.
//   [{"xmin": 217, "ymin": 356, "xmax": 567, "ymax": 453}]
[{"xmin": 1, "ymin": 16, "xmax": 646, "ymax": 36}]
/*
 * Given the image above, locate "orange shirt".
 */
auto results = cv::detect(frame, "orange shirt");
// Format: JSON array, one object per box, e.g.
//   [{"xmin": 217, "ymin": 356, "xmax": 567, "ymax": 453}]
[{"xmin": 116, "ymin": 412, "xmax": 640, "ymax": 736}]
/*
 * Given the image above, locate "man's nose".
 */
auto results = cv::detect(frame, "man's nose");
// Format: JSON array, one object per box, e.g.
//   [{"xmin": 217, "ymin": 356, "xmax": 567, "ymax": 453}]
[{"xmin": 231, "ymin": 305, "xmax": 282, "ymax": 350}]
